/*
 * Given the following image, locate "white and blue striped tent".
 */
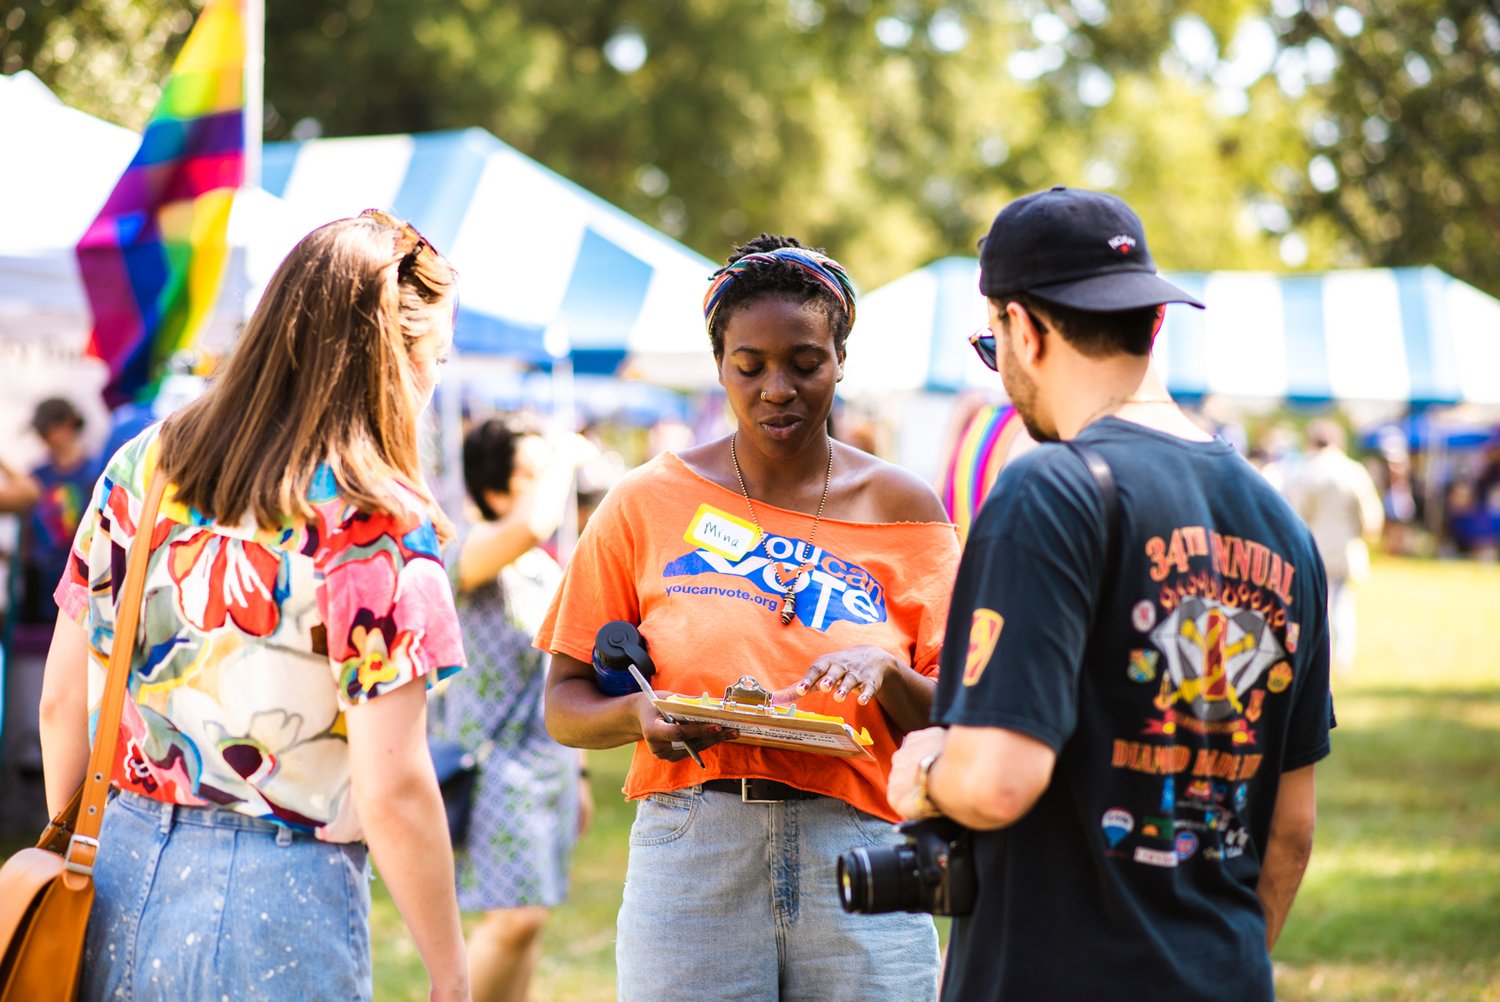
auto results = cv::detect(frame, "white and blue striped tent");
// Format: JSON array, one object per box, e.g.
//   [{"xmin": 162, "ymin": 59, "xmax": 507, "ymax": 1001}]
[
  {"xmin": 261, "ymin": 129, "xmax": 718, "ymax": 380},
  {"xmin": 844, "ymin": 257, "xmax": 1500, "ymax": 406}
]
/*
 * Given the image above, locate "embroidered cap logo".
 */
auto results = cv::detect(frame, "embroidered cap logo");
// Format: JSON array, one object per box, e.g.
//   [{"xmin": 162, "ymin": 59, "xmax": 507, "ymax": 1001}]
[{"xmin": 1108, "ymin": 234, "xmax": 1137, "ymax": 254}]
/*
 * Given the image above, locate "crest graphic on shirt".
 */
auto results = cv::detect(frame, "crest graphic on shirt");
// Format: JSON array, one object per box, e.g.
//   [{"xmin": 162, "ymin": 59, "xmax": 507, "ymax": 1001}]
[
  {"xmin": 963, "ymin": 609, "xmax": 1004, "ymax": 686},
  {"xmin": 1127, "ymin": 648, "xmax": 1159, "ymax": 683},
  {"xmin": 662, "ymin": 531, "xmax": 887, "ymax": 633},
  {"xmin": 1148, "ymin": 596, "xmax": 1284, "ymax": 722}
]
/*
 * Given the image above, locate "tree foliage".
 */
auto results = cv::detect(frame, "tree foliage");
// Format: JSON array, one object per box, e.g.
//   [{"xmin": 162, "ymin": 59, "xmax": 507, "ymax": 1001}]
[
  {"xmin": 1271, "ymin": 0, "xmax": 1500, "ymax": 295},
  {"xmin": 5, "ymin": 1, "xmax": 1497, "ymax": 296}
]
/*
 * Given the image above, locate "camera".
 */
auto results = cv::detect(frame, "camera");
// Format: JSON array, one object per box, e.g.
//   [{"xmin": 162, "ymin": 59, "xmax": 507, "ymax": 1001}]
[{"xmin": 837, "ymin": 817, "xmax": 976, "ymax": 916}]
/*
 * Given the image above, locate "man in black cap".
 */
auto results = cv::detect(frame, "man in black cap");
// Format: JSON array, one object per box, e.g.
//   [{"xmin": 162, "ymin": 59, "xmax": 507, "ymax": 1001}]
[{"xmin": 886, "ymin": 187, "xmax": 1333, "ymax": 1000}]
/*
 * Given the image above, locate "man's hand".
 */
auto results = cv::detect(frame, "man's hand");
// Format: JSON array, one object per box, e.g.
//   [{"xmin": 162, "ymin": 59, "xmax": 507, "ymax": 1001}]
[{"xmin": 888, "ymin": 726, "xmax": 948, "ymax": 820}]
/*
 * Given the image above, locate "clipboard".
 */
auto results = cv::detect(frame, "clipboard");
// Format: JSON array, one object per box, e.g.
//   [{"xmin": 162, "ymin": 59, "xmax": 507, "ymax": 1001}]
[{"xmin": 652, "ymin": 676, "xmax": 875, "ymax": 760}]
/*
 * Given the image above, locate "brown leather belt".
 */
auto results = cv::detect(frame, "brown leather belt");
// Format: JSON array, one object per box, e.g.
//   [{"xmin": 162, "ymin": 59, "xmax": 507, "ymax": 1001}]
[{"xmin": 702, "ymin": 778, "xmax": 824, "ymax": 803}]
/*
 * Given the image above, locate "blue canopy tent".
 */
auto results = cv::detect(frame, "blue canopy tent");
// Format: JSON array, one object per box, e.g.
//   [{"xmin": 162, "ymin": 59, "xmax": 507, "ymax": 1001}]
[
  {"xmin": 844, "ymin": 258, "xmax": 1500, "ymax": 407},
  {"xmin": 260, "ymin": 128, "xmax": 718, "ymax": 382}
]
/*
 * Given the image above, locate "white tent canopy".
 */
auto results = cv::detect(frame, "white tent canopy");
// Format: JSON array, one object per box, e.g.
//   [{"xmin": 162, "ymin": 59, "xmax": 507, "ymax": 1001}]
[
  {"xmin": 261, "ymin": 129, "xmax": 719, "ymax": 386},
  {"xmin": 845, "ymin": 256, "xmax": 1500, "ymax": 407},
  {"xmin": 0, "ymin": 71, "xmax": 302, "ymax": 352}
]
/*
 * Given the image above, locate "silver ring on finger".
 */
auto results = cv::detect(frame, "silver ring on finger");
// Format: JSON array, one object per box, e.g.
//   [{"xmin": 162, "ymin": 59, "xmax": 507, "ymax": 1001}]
[{"xmin": 670, "ymin": 740, "xmax": 687, "ymax": 751}]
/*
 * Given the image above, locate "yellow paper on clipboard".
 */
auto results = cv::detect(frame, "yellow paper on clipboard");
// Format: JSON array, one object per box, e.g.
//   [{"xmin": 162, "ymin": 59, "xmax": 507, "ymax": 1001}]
[{"xmin": 652, "ymin": 675, "xmax": 875, "ymax": 760}]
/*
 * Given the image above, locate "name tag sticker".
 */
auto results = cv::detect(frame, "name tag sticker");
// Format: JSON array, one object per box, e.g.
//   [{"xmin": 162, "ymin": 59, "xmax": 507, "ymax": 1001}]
[{"xmin": 684, "ymin": 504, "xmax": 762, "ymax": 561}]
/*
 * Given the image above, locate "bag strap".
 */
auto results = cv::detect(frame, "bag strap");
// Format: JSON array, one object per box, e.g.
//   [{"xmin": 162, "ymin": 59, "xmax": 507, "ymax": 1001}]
[
  {"xmin": 65, "ymin": 470, "xmax": 167, "ymax": 876},
  {"xmin": 1065, "ymin": 440, "xmax": 1121, "ymax": 598}
]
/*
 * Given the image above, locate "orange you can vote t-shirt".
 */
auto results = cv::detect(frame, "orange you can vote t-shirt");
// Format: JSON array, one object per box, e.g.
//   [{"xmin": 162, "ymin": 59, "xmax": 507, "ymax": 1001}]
[{"xmin": 535, "ymin": 452, "xmax": 961, "ymax": 822}]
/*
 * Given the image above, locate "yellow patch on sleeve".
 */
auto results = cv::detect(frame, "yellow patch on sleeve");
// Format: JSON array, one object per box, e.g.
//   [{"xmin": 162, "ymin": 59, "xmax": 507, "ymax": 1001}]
[{"xmin": 963, "ymin": 609, "xmax": 1005, "ymax": 686}]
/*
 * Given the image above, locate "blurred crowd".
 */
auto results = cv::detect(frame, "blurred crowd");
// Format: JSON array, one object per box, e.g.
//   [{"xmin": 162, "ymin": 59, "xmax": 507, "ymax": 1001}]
[{"xmin": 1247, "ymin": 417, "xmax": 1500, "ymax": 563}]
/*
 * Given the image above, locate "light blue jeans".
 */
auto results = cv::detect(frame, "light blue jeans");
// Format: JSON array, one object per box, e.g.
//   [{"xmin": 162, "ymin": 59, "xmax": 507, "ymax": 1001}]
[
  {"xmin": 616, "ymin": 785, "xmax": 940, "ymax": 1001},
  {"xmin": 81, "ymin": 790, "xmax": 372, "ymax": 1001}
]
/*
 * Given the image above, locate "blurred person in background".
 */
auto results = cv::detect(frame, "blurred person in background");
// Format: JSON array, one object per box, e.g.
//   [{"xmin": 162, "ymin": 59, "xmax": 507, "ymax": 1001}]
[
  {"xmin": 39, "ymin": 211, "xmax": 471, "ymax": 1001},
  {"xmin": 1473, "ymin": 436, "xmax": 1500, "ymax": 557},
  {"xmin": 1285, "ymin": 419, "xmax": 1385, "ymax": 676},
  {"xmin": 539, "ymin": 234, "xmax": 960, "ymax": 1001},
  {"xmin": 1252, "ymin": 422, "xmax": 1300, "ymax": 492},
  {"xmin": 1377, "ymin": 440, "xmax": 1419, "ymax": 557},
  {"xmin": 1442, "ymin": 474, "xmax": 1496, "ymax": 559},
  {"xmin": 0, "ymin": 397, "xmax": 97, "ymax": 628},
  {"xmin": 432, "ymin": 415, "xmax": 598, "ymax": 1002}
]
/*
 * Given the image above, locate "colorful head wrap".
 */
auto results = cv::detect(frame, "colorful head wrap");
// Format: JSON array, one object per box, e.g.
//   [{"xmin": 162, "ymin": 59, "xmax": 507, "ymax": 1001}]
[{"xmin": 702, "ymin": 247, "xmax": 857, "ymax": 336}]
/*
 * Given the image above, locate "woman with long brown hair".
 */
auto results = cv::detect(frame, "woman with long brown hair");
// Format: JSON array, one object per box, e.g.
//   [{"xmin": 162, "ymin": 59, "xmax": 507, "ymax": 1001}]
[{"xmin": 39, "ymin": 211, "xmax": 471, "ymax": 1001}]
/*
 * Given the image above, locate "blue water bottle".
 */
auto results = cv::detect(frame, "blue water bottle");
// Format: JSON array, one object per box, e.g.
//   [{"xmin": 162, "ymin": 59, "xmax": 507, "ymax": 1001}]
[{"xmin": 592, "ymin": 621, "xmax": 656, "ymax": 696}]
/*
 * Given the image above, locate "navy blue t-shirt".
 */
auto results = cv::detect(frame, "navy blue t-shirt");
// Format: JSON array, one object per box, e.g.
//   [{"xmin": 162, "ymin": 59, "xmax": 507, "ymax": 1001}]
[{"xmin": 935, "ymin": 417, "xmax": 1333, "ymax": 1001}]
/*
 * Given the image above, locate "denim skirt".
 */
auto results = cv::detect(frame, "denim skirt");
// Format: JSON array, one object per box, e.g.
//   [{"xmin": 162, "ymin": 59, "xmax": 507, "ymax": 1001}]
[
  {"xmin": 80, "ymin": 790, "xmax": 372, "ymax": 1001},
  {"xmin": 616, "ymin": 785, "xmax": 939, "ymax": 1002}
]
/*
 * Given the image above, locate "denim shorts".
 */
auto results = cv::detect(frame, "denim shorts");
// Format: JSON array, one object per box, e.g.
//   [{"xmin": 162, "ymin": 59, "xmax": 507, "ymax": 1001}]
[
  {"xmin": 81, "ymin": 790, "xmax": 372, "ymax": 1001},
  {"xmin": 616, "ymin": 785, "xmax": 940, "ymax": 1002}
]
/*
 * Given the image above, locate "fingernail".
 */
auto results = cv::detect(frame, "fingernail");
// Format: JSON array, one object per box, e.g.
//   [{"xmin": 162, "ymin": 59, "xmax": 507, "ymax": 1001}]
[
  {"xmin": 710, "ymin": 725, "xmax": 722, "ymax": 733},
  {"xmin": 820, "ymin": 678, "xmax": 834, "ymax": 690},
  {"xmin": 858, "ymin": 693, "xmax": 871, "ymax": 704},
  {"xmin": 795, "ymin": 682, "xmax": 809, "ymax": 695}
]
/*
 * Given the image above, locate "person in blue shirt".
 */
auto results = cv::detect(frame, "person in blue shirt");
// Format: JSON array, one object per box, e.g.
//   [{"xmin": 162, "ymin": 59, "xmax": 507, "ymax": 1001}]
[{"xmin": 1, "ymin": 397, "xmax": 98, "ymax": 626}]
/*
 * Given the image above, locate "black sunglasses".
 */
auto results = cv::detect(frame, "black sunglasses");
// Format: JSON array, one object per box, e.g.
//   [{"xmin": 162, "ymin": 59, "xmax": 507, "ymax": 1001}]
[
  {"xmin": 968, "ymin": 305, "xmax": 1054, "ymax": 371},
  {"xmin": 968, "ymin": 326, "xmax": 998, "ymax": 371}
]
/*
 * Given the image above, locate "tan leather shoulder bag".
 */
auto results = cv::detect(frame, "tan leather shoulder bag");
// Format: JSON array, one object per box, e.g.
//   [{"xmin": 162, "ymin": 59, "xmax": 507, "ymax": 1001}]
[{"xmin": 0, "ymin": 471, "xmax": 165, "ymax": 1001}]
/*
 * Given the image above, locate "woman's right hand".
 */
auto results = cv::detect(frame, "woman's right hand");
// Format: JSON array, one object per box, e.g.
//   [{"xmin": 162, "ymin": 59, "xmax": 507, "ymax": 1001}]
[{"xmin": 634, "ymin": 694, "xmax": 738, "ymax": 762}]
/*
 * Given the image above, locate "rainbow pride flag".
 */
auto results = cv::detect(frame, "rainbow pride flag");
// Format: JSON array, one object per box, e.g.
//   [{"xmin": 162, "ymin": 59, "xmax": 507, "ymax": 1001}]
[
  {"xmin": 77, "ymin": 0, "xmax": 245, "ymax": 407},
  {"xmin": 937, "ymin": 401, "xmax": 1025, "ymax": 541}
]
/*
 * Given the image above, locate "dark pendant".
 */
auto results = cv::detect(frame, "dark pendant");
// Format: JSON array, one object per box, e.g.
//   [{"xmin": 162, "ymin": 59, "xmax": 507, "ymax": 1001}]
[{"xmin": 779, "ymin": 588, "xmax": 796, "ymax": 625}]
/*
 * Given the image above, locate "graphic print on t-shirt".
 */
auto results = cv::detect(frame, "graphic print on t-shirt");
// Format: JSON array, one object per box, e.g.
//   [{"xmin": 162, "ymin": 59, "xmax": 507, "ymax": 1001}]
[
  {"xmin": 1105, "ymin": 525, "xmax": 1301, "ymax": 869},
  {"xmin": 661, "ymin": 523, "xmax": 888, "ymax": 633}
]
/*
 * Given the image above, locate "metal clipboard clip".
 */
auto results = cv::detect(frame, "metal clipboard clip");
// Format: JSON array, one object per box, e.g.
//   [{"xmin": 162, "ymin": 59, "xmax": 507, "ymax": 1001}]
[{"xmin": 722, "ymin": 676, "xmax": 775, "ymax": 714}]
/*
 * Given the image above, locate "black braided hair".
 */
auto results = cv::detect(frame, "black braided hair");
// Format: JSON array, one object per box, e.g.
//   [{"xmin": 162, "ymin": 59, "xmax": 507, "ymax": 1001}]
[{"xmin": 706, "ymin": 234, "xmax": 853, "ymax": 360}]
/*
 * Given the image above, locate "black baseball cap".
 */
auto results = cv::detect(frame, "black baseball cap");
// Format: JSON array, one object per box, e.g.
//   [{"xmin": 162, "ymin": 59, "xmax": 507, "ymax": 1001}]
[{"xmin": 978, "ymin": 186, "xmax": 1204, "ymax": 312}]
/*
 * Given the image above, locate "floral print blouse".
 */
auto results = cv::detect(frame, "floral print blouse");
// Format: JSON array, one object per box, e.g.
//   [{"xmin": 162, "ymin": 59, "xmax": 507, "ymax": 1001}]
[{"xmin": 54, "ymin": 427, "xmax": 466, "ymax": 832}]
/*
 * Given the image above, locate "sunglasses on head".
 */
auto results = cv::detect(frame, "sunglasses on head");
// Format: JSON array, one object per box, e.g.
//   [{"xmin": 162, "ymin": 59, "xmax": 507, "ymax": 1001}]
[{"xmin": 359, "ymin": 208, "xmax": 434, "ymax": 264}]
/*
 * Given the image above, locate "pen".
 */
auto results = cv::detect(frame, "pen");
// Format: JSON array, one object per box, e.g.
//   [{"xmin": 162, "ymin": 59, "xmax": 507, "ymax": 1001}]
[{"xmin": 626, "ymin": 662, "xmax": 707, "ymax": 768}]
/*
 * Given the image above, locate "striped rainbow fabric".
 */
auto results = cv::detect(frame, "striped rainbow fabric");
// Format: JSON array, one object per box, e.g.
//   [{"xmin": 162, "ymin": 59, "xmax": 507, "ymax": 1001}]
[
  {"xmin": 937, "ymin": 401, "xmax": 1023, "ymax": 542},
  {"xmin": 76, "ymin": 0, "xmax": 244, "ymax": 406}
]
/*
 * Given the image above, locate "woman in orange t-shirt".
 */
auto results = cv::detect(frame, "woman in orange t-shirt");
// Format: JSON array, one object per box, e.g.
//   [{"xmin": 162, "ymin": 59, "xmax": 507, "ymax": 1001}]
[{"xmin": 537, "ymin": 235, "xmax": 960, "ymax": 1001}]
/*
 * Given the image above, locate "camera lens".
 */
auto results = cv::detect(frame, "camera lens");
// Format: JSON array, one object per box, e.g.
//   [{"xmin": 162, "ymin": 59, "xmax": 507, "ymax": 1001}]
[{"xmin": 837, "ymin": 843, "xmax": 922, "ymax": 914}]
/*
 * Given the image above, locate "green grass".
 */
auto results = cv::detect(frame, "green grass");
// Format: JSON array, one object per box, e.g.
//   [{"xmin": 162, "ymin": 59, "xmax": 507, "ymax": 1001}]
[
  {"xmin": 371, "ymin": 746, "xmax": 635, "ymax": 1000},
  {"xmin": 1270, "ymin": 556, "xmax": 1500, "ymax": 1002}
]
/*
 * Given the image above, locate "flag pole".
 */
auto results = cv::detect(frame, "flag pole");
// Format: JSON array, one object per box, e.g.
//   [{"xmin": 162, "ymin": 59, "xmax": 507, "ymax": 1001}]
[{"xmin": 243, "ymin": 0, "xmax": 264, "ymax": 190}]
